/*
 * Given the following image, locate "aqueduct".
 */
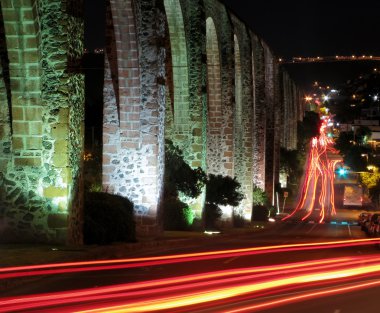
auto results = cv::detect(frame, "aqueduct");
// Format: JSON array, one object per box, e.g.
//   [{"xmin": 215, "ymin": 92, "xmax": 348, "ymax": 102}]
[{"xmin": 0, "ymin": 0, "xmax": 302, "ymax": 243}]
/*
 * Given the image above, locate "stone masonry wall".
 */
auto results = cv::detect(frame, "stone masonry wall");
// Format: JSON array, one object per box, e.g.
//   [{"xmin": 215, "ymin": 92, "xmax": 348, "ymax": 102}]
[
  {"xmin": 231, "ymin": 14, "xmax": 254, "ymax": 221},
  {"xmin": 103, "ymin": 0, "xmax": 301, "ymax": 234},
  {"xmin": 0, "ymin": 0, "xmax": 84, "ymax": 243},
  {"xmin": 251, "ymin": 33, "xmax": 266, "ymax": 191}
]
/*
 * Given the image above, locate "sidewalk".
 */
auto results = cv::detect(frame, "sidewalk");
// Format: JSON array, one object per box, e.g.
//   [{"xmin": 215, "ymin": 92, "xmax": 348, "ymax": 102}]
[{"xmin": 0, "ymin": 223, "xmax": 272, "ymax": 268}]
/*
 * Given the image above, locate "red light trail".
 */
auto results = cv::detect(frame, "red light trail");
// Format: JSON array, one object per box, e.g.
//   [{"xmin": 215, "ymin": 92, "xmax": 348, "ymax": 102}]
[
  {"xmin": 2, "ymin": 255, "xmax": 380, "ymax": 312},
  {"xmin": 1, "ymin": 238, "xmax": 380, "ymax": 280},
  {"xmin": 284, "ymin": 120, "xmax": 341, "ymax": 223}
]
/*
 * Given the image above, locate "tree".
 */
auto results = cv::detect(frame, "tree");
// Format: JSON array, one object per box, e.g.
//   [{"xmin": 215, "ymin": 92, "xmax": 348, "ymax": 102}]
[
  {"xmin": 360, "ymin": 167, "xmax": 380, "ymax": 207},
  {"xmin": 252, "ymin": 185, "xmax": 268, "ymax": 206},
  {"xmin": 335, "ymin": 131, "xmax": 370, "ymax": 172},
  {"xmin": 164, "ymin": 140, "xmax": 206, "ymax": 198},
  {"xmin": 163, "ymin": 140, "xmax": 206, "ymax": 230},
  {"xmin": 335, "ymin": 131, "xmax": 354, "ymax": 156},
  {"xmin": 204, "ymin": 174, "xmax": 244, "ymax": 229},
  {"xmin": 297, "ymin": 111, "xmax": 321, "ymax": 149}
]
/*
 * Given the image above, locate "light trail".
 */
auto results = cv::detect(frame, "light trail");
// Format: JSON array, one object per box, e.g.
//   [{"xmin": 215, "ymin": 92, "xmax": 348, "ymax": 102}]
[
  {"xmin": 226, "ymin": 279, "xmax": 380, "ymax": 313},
  {"xmin": 3, "ymin": 255, "xmax": 380, "ymax": 312},
  {"xmin": 73, "ymin": 257, "xmax": 380, "ymax": 313},
  {"xmin": 284, "ymin": 120, "xmax": 342, "ymax": 223},
  {"xmin": 2, "ymin": 238, "xmax": 380, "ymax": 280}
]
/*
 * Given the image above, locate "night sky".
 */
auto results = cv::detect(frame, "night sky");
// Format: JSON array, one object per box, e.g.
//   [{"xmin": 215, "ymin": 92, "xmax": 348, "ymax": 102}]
[
  {"xmin": 222, "ymin": 0, "xmax": 380, "ymax": 89},
  {"xmin": 84, "ymin": 0, "xmax": 380, "ymax": 89}
]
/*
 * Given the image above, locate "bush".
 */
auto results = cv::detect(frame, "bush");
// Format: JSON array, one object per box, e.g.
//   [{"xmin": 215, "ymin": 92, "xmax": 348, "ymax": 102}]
[
  {"xmin": 233, "ymin": 214, "xmax": 246, "ymax": 228},
  {"xmin": 204, "ymin": 203, "xmax": 222, "ymax": 229},
  {"xmin": 163, "ymin": 196, "xmax": 194, "ymax": 230},
  {"xmin": 252, "ymin": 205, "xmax": 269, "ymax": 222},
  {"xmin": 252, "ymin": 185, "xmax": 268, "ymax": 206},
  {"xmin": 84, "ymin": 192, "xmax": 136, "ymax": 245}
]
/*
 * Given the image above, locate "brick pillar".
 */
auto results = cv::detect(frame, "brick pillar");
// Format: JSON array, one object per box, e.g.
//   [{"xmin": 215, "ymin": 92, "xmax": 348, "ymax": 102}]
[
  {"xmin": 104, "ymin": 0, "xmax": 165, "ymax": 236},
  {"xmin": 0, "ymin": 0, "xmax": 84, "ymax": 243},
  {"xmin": 264, "ymin": 44, "xmax": 275, "ymax": 205},
  {"xmin": 251, "ymin": 34, "xmax": 266, "ymax": 191}
]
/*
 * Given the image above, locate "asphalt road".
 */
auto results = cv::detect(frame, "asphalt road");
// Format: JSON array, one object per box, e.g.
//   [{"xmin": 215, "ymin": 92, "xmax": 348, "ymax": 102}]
[{"xmin": 2, "ymin": 209, "xmax": 380, "ymax": 312}]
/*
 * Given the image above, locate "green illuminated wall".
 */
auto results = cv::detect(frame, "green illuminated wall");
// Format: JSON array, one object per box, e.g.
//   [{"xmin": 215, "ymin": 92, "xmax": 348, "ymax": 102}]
[{"xmin": 0, "ymin": 0, "xmax": 84, "ymax": 243}]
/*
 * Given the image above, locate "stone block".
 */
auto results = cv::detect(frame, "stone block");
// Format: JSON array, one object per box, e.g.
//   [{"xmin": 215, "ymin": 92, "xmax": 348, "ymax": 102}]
[
  {"xmin": 29, "ymin": 121, "xmax": 42, "ymax": 135},
  {"xmin": 12, "ymin": 136, "xmax": 24, "ymax": 150},
  {"xmin": 14, "ymin": 157, "xmax": 41, "ymax": 167},
  {"xmin": 60, "ymin": 168, "xmax": 73, "ymax": 185},
  {"xmin": 51, "ymin": 123, "xmax": 68, "ymax": 139},
  {"xmin": 12, "ymin": 106, "xmax": 24, "ymax": 120},
  {"xmin": 58, "ymin": 108, "xmax": 70, "ymax": 123},
  {"xmin": 55, "ymin": 139, "xmax": 68, "ymax": 154},
  {"xmin": 26, "ymin": 136, "xmax": 42, "ymax": 149},
  {"xmin": 12, "ymin": 121, "xmax": 28, "ymax": 135},
  {"xmin": 25, "ymin": 106, "xmax": 42, "ymax": 121},
  {"xmin": 43, "ymin": 186, "xmax": 68, "ymax": 198},
  {"xmin": 53, "ymin": 152, "xmax": 69, "ymax": 167}
]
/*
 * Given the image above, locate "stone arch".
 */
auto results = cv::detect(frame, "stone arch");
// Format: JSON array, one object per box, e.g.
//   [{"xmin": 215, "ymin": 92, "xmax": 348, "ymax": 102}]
[
  {"xmin": 164, "ymin": 0, "xmax": 190, "ymax": 135},
  {"xmin": 206, "ymin": 16, "xmax": 222, "ymax": 175}
]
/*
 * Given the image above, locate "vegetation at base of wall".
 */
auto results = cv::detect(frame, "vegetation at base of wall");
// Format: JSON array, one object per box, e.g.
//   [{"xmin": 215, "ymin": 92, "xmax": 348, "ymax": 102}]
[
  {"xmin": 252, "ymin": 205, "xmax": 269, "ymax": 221},
  {"xmin": 204, "ymin": 203, "xmax": 222, "ymax": 229},
  {"xmin": 204, "ymin": 174, "xmax": 244, "ymax": 229},
  {"xmin": 233, "ymin": 214, "xmax": 246, "ymax": 228},
  {"xmin": 252, "ymin": 185, "xmax": 269, "ymax": 206},
  {"xmin": 83, "ymin": 192, "xmax": 136, "ymax": 245},
  {"xmin": 163, "ymin": 140, "xmax": 206, "ymax": 230},
  {"xmin": 164, "ymin": 140, "xmax": 206, "ymax": 198},
  {"xmin": 163, "ymin": 196, "xmax": 194, "ymax": 230}
]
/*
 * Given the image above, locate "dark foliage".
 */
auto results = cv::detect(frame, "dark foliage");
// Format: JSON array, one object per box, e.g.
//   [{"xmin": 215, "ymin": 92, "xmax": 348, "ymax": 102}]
[
  {"xmin": 204, "ymin": 174, "xmax": 244, "ymax": 228},
  {"xmin": 163, "ymin": 196, "xmax": 193, "ymax": 230},
  {"xmin": 344, "ymin": 145, "xmax": 370, "ymax": 172},
  {"xmin": 84, "ymin": 192, "xmax": 136, "ymax": 245},
  {"xmin": 252, "ymin": 205, "xmax": 269, "ymax": 222},
  {"xmin": 206, "ymin": 174, "xmax": 244, "ymax": 206},
  {"xmin": 297, "ymin": 111, "xmax": 321, "ymax": 150},
  {"xmin": 164, "ymin": 140, "xmax": 206, "ymax": 198},
  {"xmin": 204, "ymin": 203, "xmax": 222, "ymax": 229}
]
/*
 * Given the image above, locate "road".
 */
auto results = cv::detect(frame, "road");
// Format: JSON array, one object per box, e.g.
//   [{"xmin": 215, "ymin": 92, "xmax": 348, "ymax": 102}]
[{"xmin": 1, "ymin": 211, "xmax": 380, "ymax": 312}]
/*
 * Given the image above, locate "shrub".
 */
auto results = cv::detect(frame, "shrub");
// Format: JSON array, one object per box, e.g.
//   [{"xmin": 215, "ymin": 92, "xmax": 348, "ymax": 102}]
[
  {"xmin": 233, "ymin": 214, "xmax": 246, "ymax": 228},
  {"xmin": 252, "ymin": 185, "xmax": 268, "ymax": 206},
  {"xmin": 163, "ymin": 196, "xmax": 194, "ymax": 230},
  {"xmin": 84, "ymin": 192, "xmax": 136, "ymax": 245},
  {"xmin": 204, "ymin": 203, "xmax": 222, "ymax": 229},
  {"xmin": 252, "ymin": 205, "xmax": 269, "ymax": 222}
]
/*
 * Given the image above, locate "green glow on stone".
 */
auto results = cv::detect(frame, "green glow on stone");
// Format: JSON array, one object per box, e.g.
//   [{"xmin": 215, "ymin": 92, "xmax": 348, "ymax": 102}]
[{"xmin": 183, "ymin": 207, "xmax": 195, "ymax": 226}]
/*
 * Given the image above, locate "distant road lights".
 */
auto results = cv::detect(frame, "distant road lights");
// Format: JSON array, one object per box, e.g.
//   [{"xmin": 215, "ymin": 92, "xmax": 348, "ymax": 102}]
[
  {"xmin": 323, "ymin": 95, "xmax": 330, "ymax": 101},
  {"xmin": 305, "ymin": 96, "xmax": 313, "ymax": 101},
  {"xmin": 373, "ymin": 95, "xmax": 378, "ymax": 101}
]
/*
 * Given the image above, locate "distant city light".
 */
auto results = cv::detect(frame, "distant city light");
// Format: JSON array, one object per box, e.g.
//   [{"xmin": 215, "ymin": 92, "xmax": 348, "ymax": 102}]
[
  {"xmin": 373, "ymin": 95, "xmax": 378, "ymax": 101},
  {"xmin": 323, "ymin": 95, "xmax": 329, "ymax": 101}
]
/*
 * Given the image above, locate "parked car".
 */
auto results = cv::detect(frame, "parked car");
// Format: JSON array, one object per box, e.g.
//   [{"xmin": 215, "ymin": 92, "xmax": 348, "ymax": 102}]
[{"xmin": 358, "ymin": 212, "xmax": 370, "ymax": 227}]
